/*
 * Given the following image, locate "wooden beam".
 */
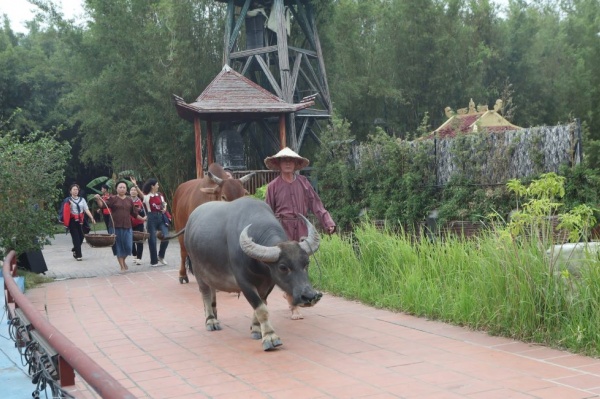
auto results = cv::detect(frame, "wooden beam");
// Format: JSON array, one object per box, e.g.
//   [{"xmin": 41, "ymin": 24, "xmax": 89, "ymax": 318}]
[
  {"xmin": 206, "ymin": 121, "xmax": 214, "ymax": 166},
  {"xmin": 297, "ymin": 117, "xmax": 310, "ymax": 151},
  {"xmin": 255, "ymin": 55, "xmax": 283, "ymax": 98},
  {"xmin": 289, "ymin": 113, "xmax": 298, "ymax": 151},
  {"xmin": 310, "ymin": 6, "xmax": 333, "ymax": 114},
  {"xmin": 223, "ymin": 0, "xmax": 234, "ymax": 66},
  {"xmin": 291, "ymin": 53, "xmax": 302, "ymax": 98},
  {"xmin": 194, "ymin": 117, "xmax": 204, "ymax": 178},
  {"xmin": 279, "ymin": 114, "xmax": 286, "ymax": 149},
  {"xmin": 229, "ymin": 0, "xmax": 252, "ymax": 53},
  {"xmin": 241, "ymin": 56, "xmax": 254, "ymax": 76},
  {"xmin": 290, "ymin": 1, "xmax": 316, "ymax": 50},
  {"xmin": 301, "ymin": 56, "xmax": 329, "ymax": 106},
  {"xmin": 273, "ymin": 0, "xmax": 292, "ymax": 102},
  {"xmin": 230, "ymin": 45, "xmax": 278, "ymax": 59},
  {"xmin": 288, "ymin": 45, "xmax": 317, "ymax": 58}
]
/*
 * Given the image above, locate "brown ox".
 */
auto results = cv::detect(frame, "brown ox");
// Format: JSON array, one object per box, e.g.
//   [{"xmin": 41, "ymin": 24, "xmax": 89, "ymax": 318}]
[{"xmin": 172, "ymin": 163, "xmax": 254, "ymax": 283}]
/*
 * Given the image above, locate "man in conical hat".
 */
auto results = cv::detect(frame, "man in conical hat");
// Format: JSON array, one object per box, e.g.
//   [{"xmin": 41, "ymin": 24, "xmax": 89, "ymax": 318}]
[{"xmin": 265, "ymin": 147, "xmax": 336, "ymax": 319}]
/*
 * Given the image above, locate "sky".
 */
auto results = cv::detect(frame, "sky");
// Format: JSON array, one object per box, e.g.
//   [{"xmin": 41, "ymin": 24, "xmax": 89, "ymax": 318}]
[
  {"xmin": 1, "ymin": 0, "xmax": 512, "ymax": 34},
  {"xmin": 0, "ymin": 0, "xmax": 85, "ymax": 33}
]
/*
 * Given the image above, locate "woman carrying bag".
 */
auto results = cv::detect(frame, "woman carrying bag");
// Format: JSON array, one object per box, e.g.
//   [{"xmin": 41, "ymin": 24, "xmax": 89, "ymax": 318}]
[
  {"xmin": 129, "ymin": 178, "xmax": 146, "ymax": 265},
  {"xmin": 63, "ymin": 183, "xmax": 96, "ymax": 261}
]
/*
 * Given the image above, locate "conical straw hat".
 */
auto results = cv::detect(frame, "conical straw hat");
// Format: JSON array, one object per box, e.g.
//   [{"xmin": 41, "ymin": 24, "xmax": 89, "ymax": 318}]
[{"xmin": 264, "ymin": 147, "xmax": 310, "ymax": 171}]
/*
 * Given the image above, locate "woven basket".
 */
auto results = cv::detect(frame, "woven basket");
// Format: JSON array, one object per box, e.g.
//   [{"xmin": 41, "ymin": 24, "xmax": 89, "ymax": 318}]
[
  {"xmin": 85, "ymin": 196, "xmax": 117, "ymax": 248},
  {"xmin": 85, "ymin": 233, "xmax": 116, "ymax": 248},
  {"xmin": 133, "ymin": 231, "xmax": 149, "ymax": 243}
]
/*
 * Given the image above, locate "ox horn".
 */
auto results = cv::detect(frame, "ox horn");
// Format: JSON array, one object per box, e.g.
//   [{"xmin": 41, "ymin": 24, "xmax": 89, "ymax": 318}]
[
  {"xmin": 239, "ymin": 224, "xmax": 281, "ymax": 263},
  {"xmin": 298, "ymin": 214, "xmax": 320, "ymax": 255},
  {"xmin": 238, "ymin": 172, "xmax": 255, "ymax": 184},
  {"xmin": 208, "ymin": 171, "xmax": 224, "ymax": 186}
]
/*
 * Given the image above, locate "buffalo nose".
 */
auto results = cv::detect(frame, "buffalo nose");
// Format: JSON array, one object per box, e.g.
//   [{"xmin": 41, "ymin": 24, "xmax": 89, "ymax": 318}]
[{"xmin": 301, "ymin": 291, "xmax": 323, "ymax": 306}]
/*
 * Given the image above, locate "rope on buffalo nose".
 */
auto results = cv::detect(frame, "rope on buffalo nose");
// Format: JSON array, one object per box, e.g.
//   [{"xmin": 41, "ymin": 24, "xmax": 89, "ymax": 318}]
[{"xmin": 301, "ymin": 239, "xmax": 323, "ymax": 289}]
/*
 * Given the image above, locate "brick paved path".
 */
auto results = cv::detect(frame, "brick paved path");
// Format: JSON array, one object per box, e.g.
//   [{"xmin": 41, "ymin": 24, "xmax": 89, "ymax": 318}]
[{"xmin": 23, "ymin": 234, "xmax": 600, "ymax": 398}]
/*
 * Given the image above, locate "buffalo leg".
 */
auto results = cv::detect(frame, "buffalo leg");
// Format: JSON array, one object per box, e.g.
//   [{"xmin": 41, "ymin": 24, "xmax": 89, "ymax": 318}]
[
  {"xmin": 250, "ymin": 313, "xmax": 261, "ymax": 340},
  {"xmin": 241, "ymin": 284, "xmax": 282, "ymax": 350},
  {"xmin": 254, "ymin": 303, "xmax": 281, "ymax": 350},
  {"xmin": 198, "ymin": 279, "xmax": 220, "ymax": 331}
]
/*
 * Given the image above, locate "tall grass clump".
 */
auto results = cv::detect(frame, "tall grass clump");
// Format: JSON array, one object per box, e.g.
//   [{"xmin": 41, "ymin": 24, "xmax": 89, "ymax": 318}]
[
  {"xmin": 313, "ymin": 174, "xmax": 600, "ymax": 356},
  {"xmin": 315, "ymin": 225, "xmax": 600, "ymax": 356}
]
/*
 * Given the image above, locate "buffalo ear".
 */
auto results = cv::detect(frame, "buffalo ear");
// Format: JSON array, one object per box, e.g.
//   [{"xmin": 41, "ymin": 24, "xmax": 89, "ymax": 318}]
[{"xmin": 200, "ymin": 187, "xmax": 218, "ymax": 194}]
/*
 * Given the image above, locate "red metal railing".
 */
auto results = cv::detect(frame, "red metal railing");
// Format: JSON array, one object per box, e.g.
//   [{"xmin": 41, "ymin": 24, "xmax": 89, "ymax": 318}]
[{"xmin": 3, "ymin": 250, "xmax": 135, "ymax": 399}]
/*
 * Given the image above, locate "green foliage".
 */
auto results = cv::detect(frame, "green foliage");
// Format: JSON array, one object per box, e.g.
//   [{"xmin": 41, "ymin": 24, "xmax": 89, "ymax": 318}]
[
  {"xmin": 315, "ymin": 223, "xmax": 600, "ymax": 357},
  {"xmin": 314, "ymin": 115, "xmax": 363, "ymax": 230},
  {"xmin": 0, "ymin": 125, "xmax": 70, "ymax": 257},
  {"xmin": 252, "ymin": 184, "xmax": 267, "ymax": 201},
  {"xmin": 560, "ymin": 164, "xmax": 600, "ymax": 212},
  {"xmin": 506, "ymin": 173, "xmax": 598, "ymax": 247}
]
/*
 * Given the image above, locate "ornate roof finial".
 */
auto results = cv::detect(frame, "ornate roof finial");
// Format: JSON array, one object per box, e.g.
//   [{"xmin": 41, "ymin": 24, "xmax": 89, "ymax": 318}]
[
  {"xmin": 493, "ymin": 99, "xmax": 503, "ymax": 112},
  {"xmin": 468, "ymin": 98, "xmax": 476, "ymax": 114}
]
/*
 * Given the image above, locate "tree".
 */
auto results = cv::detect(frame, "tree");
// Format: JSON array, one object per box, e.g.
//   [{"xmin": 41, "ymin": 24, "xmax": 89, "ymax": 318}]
[{"xmin": 0, "ymin": 121, "xmax": 70, "ymax": 258}]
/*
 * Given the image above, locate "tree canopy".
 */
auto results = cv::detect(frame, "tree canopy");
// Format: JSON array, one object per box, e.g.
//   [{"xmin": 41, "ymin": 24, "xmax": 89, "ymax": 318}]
[{"xmin": 1, "ymin": 0, "xmax": 599, "ymax": 197}]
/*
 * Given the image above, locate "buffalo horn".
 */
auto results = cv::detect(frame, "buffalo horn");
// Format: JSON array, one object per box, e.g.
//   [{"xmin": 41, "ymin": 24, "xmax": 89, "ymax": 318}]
[
  {"xmin": 208, "ymin": 171, "xmax": 224, "ymax": 186},
  {"xmin": 239, "ymin": 224, "xmax": 281, "ymax": 262},
  {"xmin": 298, "ymin": 214, "xmax": 320, "ymax": 255}
]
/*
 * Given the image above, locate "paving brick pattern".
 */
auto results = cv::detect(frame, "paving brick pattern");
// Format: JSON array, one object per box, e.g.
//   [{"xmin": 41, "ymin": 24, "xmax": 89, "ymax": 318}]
[{"xmin": 25, "ymin": 234, "xmax": 600, "ymax": 398}]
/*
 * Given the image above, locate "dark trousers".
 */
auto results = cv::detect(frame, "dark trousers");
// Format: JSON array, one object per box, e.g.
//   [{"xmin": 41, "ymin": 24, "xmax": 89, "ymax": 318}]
[
  {"xmin": 68, "ymin": 219, "xmax": 84, "ymax": 258},
  {"xmin": 147, "ymin": 212, "xmax": 169, "ymax": 264},
  {"xmin": 132, "ymin": 223, "xmax": 144, "ymax": 259}
]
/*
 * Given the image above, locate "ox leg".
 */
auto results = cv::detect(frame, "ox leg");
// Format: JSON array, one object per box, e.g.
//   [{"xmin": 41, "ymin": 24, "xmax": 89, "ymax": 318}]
[
  {"xmin": 198, "ymin": 280, "xmax": 220, "ymax": 331},
  {"xmin": 178, "ymin": 237, "xmax": 189, "ymax": 284}
]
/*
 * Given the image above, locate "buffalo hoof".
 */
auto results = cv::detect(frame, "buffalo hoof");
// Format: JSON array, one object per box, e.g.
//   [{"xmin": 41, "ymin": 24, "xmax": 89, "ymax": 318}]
[
  {"xmin": 178, "ymin": 276, "xmax": 189, "ymax": 284},
  {"xmin": 250, "ymin": 325, "xmax": 261, "ymax": 340},
  {"xmin": 205, "ymin": 320, "xmax": 222, "ymax": 331},
  {"xmin": 262, "ymin": 335, "xmax": 282, "ymax": 351}
]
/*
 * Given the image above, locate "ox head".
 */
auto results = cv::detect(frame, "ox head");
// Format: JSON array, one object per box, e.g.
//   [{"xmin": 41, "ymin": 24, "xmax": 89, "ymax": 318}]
[
  {"xmin": 239, "ymin": 215, "xmax": 322, "ymax": 308},
  {"xmin": 200, "ymin": 171, "xmax": 255, "ymax": 201}
]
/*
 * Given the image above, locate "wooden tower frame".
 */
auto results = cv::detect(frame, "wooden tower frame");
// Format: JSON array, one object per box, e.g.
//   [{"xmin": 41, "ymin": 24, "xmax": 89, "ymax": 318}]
[{"xmin": 216, "ymin": 0, "xmax": 332, "ymax": 156}]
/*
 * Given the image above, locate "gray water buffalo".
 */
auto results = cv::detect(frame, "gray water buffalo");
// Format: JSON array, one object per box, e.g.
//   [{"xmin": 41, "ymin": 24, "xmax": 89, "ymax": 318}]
[{"xmin": 184, "ymin": 197, "xmax": 322, "ymax": 350}]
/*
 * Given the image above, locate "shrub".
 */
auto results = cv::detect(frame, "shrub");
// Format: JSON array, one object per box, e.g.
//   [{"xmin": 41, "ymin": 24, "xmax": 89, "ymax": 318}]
[{"xmin": 0, "ymin": 127, "xmax": 70, "ymax": 257}]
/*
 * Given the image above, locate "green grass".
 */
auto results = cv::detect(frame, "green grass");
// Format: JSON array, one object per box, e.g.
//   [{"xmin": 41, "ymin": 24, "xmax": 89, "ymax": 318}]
[
  {"xmin": 311, "ymin": 222, "xmax": 600, "ymax": 357},
  {"xmin": 17, "ymin": 269, "xmax": 54, "ymax": 290}
]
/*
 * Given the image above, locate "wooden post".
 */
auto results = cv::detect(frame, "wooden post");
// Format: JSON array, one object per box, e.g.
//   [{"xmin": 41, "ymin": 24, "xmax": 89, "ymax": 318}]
[
  {"xmin": 279, "ymin": 114, "xmax": 286, "ymax": 149},
  {"xmin": 223, "ymin": 0, "xmax": 234, "ymax": 66},
  {"xmin": 194, "ymin": 117, "xmax": 204, "ymax": 178},
  {"xmin": 207, "ymin": 121, "xmax": 214, "ymax": 165}
]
